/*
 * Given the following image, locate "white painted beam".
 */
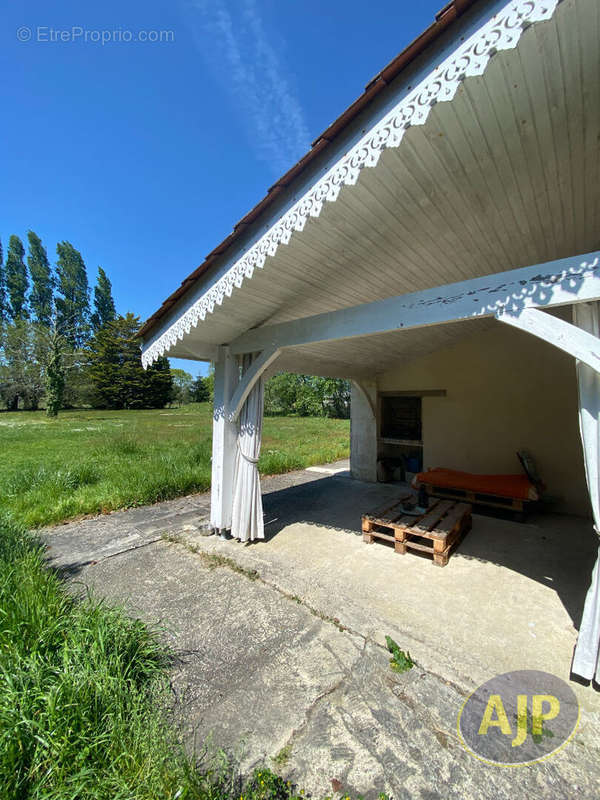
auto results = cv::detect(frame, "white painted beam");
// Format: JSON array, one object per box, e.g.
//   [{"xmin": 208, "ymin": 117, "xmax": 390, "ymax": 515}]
[
  {"xmin": 228, "ymin": 347, "xmax": 281, "ymax": 422},
  {"xmin": 229, "ymin": 252, "xmax": 600, "ymax": 355},
  {"xmin": 163, "ymin": 348, "xmax": 218, "ymax": 364},
  {"xmin": 497, "ymin": 308, "xmax": 600, "ymax": 374}
]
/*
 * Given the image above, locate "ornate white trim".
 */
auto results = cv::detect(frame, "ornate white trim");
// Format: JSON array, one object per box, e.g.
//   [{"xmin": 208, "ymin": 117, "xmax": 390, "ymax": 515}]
[{"xmin": 142, "ymin": 0, "xmax": 559, "ymax": 368}]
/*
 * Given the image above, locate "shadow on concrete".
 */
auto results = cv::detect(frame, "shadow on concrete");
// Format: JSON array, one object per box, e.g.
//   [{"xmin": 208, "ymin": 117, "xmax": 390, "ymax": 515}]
[
  {"xmin": 259, "ymin": 473, "xmax": 598, "ymax": 631},
  {"xmin": 50, "ymin": 560, "xmax": 96, "ymax": 581}
]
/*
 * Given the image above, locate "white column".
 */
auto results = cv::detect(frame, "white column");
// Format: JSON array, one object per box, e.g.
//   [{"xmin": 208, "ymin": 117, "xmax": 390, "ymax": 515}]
[
  {"xmin": 210, "ymin": 346, "xmax": 239, "ymax": 534},
  {"xmin": 572, "ymin": 302, "xmax": 600, "ymax": 682},
  {"xmin": 350, "ymin": 381, "xmax": 378, "ymax": 482}
]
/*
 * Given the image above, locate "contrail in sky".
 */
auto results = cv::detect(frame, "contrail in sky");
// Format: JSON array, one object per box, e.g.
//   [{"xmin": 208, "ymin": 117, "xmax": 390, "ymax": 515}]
[{"xmin": 187, "ymin": 0, "xmax": 311, "ymax": 174}]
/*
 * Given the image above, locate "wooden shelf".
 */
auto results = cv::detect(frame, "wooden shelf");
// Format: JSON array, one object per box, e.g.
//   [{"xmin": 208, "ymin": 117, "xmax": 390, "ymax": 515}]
[{"xmin": 378, "ymin": 438, "xmax": 423, "ymax": 447}]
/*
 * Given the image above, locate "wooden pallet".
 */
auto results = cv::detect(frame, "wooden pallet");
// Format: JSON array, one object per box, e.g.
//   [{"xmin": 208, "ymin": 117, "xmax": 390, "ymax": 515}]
[
  {"xmin": 362, "ymin": 497, "xmax": 472, "ymax": 566},
  {"xmin": 421, "ymin": 482, "xmax": 525, "ymax": 512}
]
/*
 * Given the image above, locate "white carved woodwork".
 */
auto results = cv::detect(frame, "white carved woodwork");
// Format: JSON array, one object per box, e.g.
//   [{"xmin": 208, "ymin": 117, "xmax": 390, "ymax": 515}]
[{"xmin": 141, "ymin": 0, "xmax": 559, "ymax": 369}]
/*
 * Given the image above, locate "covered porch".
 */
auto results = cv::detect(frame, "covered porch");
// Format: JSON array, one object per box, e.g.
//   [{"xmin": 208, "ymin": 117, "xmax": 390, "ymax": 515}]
[
  {"xmin": 43, "ymin": 461, "xmax": 600, "ymax": 794},
  {"xmin": 141, "ymin": 0, "xmax": 600, "ymax": 683},
  {"xmin": 220, "ymin": 464, "xmax": 599, "ymax": 697},
  {"xmin": 43, "ymin": 459, "xmax": 600, "ymax": 711}
]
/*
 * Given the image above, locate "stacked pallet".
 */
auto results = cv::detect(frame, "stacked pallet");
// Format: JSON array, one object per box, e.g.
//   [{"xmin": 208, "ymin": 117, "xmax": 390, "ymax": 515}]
[{"xmin": 361, "ymin": 496, "xmax": 472, "ymax": 567}]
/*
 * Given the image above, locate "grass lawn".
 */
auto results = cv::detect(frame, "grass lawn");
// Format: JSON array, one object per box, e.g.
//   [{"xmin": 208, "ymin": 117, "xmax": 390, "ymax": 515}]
[
  {"xmin": 0, "ymin": 517, "xmax": 309, "ymax": 799},
  {"xmin": 0, "ymin": 404, "xmax": 350, "ymax": 528},
  {"xmin": 0, "ymin": 408, "xmax": 350, "ymax": 797}
]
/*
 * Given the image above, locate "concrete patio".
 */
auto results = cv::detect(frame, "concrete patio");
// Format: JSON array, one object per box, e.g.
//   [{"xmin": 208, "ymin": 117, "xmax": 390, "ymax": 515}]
[{"xmin": 44, "ymin": 462, "xmax": 600, "ymax": 798}]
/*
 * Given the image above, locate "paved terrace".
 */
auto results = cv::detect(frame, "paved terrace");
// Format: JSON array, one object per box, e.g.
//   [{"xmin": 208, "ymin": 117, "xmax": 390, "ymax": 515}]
[{"xmin": 44, "ymin": 462, "xmax": 600, "ymax": 799}]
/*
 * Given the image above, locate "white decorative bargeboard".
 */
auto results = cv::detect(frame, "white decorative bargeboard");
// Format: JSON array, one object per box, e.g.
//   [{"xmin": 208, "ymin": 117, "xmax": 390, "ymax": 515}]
[{"xmin": 141, "ymin": 0, "xmax": 559, "ymax": 368}]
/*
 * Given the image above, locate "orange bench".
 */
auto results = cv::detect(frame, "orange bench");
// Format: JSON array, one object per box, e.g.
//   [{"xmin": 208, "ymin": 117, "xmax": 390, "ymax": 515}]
[{"xmin": 413, "ymin": 467, "xmax": 538, "ymax": 513}]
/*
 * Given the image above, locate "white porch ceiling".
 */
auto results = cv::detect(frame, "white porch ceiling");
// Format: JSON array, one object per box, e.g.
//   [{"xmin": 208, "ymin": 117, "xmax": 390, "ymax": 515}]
[
  {"xmin": 147, "ymin": 0, "xmax": 599, "ymax": 378},
  {"xmin": 265, "ymin": 318, "xmax": 496, "ymax": 380}
]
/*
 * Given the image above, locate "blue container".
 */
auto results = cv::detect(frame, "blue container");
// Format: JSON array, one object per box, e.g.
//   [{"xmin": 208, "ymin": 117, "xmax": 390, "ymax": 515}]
[{"xmin": 405, "ymin": 456, "xmax": 419, "ymax": 473}]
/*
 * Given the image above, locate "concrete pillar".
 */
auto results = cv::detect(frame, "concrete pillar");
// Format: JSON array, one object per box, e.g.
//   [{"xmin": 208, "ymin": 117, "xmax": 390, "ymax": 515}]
[
  {"xmin": 210, "ymin": 347, "xmax": 239, "ymax": 533},
  {"xmin": 350, "ymin": 380, "xmax": 377, "ymax": 482}
]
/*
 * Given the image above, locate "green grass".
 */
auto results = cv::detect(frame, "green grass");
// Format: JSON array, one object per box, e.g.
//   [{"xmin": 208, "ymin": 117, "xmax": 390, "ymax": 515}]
[
  {"xmin": 0, "ymin": 404, "xmax": 349, "ymax": 528},
  {"xmin": 0, "ymin": 515, "xmax": 312, "ymax": 799}
]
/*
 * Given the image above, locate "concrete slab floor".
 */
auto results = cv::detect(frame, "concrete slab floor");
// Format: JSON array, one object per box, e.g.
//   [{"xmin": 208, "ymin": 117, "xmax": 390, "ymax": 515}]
[{"xmin": 43, "ymin": 462, "xmax": 600, "ymax": 799}]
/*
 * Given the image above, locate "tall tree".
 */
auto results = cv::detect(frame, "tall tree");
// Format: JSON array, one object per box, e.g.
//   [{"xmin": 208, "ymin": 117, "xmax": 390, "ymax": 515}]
[
  {"xmin": 0, "ymin": 237, "xmax": 6, "ymax": 324},
  {"xmin": 144, "ymin": 356, "xmax": 173, "ymax": 409},
  {"xmin": 27, "ymin": 231, "xmax": 54, "ymax": 326},
  {"xmin": 91, "ymin": 266, "xmax": 116, "ymax": 330},
  {"xmin": 5, "ymin": 235, "xmax": 29, "ymax": 321},
  {"xmin": 189, "ymin": 375, "xmax": 211, "ymax": 403},
  {"xmin": 0, "ymin": 321, "xmax": 44, "ymax": 410},
  {"xmin": 87, "ymin": 313, "xmax": 173, "ymax": 409},
  {"xmin": 44, "ymin": 326, "xmax": 67, "ymax": 417},
  {"xmin": 55, "ymin": 241, "xmax": 90, "ymax": 348},
  {"xmin": 171, "ymin": 368, "xmax": 194, "ymax": 405}
]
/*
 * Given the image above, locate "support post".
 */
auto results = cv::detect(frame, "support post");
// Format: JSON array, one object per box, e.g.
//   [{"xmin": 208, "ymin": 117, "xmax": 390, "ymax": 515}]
[
  {"xmin": 210, "ymin": 347, "xmax": 239, "ymax": 535},
  {"xmin": 350, "ymin": 380, "xmax": 378, "ymax": 482}
]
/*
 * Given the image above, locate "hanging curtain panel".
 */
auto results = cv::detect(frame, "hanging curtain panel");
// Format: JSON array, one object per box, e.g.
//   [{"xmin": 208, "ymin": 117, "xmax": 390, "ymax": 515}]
[
  {"xmin": 572, "ymin": 302, "xmax": 600, "ymax": 683},
  {"xmin": 231, "ymin": 354, "xmax": 265, "ymax": 542}
]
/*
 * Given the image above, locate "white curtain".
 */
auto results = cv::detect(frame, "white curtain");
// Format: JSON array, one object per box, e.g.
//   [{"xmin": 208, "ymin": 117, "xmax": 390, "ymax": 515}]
[
  {"xmin": 572, "ymin": 302, "xmax": 600, "ymax": 682},
  {"xmin": 231, "ymin": 354, "xmax": 265, "ymax": 542}
]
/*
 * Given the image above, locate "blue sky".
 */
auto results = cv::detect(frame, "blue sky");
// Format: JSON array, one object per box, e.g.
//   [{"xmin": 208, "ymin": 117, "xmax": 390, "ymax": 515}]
[{"xmin": 2, "ymin": 0, "xmax": 443, "ymax": 376}]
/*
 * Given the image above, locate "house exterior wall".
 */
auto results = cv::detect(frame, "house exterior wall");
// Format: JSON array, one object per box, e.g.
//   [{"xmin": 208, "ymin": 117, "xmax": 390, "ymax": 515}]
[{"xmin": 350, "ymin": 322, "xmax": 589, "ymax": 514}]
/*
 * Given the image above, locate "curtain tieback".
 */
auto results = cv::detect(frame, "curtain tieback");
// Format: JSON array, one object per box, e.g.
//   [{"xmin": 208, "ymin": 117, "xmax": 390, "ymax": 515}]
[{"xmin": 238, "ymin": 444, "xmax": 259, "ymax": 465}]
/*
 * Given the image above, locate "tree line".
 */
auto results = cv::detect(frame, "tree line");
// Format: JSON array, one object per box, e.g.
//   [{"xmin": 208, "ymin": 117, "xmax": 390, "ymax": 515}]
[
  {"xmin": 264, "ymin": 373, "xmax": 350, "ymax": 418},
  {"xmin": 0, "ymin": 231, "xmax": 349, "ymax": 419},
  {"xmin": 171, "ymin": 368, "xmax": 350, "ymax": 419},
  {"xmin": 0, "ymin": 232, "xmax": 173, "ymax": 415}
]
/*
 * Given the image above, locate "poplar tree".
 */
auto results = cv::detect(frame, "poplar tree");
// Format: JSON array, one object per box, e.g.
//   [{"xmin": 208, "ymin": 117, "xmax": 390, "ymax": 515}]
[
  {"xmin": 91, "ymin": 266, "xmax": 117, "ymax": 330},
  {"xmin": 5, "ymin": 235, "xmax": 29, "ymax": 321},
  {"xmin": 27, "ymin": 231, "xmax": 54, "ymax": 326},
  {"xmin": 44, "ymin": 326, "xmax": 66, "ymax": 417},
  {"xmin": 55, "ymin": 241, "xmax": 90, "ymax": 348}
]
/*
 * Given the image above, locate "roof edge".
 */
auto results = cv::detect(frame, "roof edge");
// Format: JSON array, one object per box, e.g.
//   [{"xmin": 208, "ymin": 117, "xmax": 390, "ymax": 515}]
[{"xmin": 139, "ymin": 0, "xmax": 481, "ymax": 340}]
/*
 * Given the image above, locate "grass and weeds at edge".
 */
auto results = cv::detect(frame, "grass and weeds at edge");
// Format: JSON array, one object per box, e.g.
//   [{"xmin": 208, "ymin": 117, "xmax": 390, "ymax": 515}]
[
  {"xmin": 0, "ymin": 515, "xmax": 385, "ymax": 799},
  {"xmin": 0, "ymin": 515, "xmax": 306, "ymax": 799}
]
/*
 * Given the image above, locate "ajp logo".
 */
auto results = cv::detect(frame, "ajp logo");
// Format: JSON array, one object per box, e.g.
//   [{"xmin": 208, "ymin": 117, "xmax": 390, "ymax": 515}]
[{"xmin": 457, "ymin": 670, "xmax": 579, "ymax": 766}]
